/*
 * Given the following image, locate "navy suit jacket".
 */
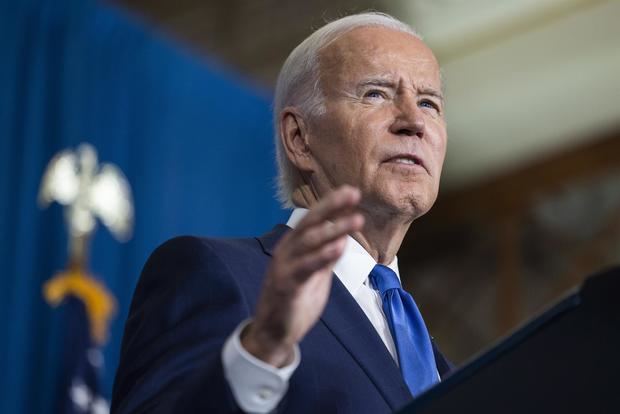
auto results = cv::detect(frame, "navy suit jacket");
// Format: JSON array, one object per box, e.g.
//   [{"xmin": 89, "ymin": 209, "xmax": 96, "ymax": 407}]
[{"xmin": 112, "ymin": 225, "xmax": 453, "ymax": 413}]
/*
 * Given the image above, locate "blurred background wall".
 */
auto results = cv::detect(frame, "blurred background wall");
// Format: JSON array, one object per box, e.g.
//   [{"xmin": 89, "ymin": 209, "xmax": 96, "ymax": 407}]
[
  {"xmin": 0, "ymin": 0, "xmax": 285, "ymax": 411},
  {"xmin": 1, "ymin": 0, "xmax": 619, "ymax": 412}
]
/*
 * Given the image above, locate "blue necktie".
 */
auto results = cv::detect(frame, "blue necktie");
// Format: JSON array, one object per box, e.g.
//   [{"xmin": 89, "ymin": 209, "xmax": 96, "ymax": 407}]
[{"xmin": 369, "ymin": 264, "xmax": 439, "ymax": 397}]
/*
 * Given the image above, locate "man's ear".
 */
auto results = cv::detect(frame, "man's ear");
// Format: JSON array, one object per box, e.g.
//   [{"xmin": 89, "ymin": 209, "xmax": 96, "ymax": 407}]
[{"xmin": 279, "ymin": 108, "xmax": 315, "ymax": 172}]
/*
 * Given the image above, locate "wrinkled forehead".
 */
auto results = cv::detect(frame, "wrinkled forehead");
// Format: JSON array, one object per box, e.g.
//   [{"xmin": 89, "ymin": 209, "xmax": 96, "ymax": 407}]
[{"xmin": 318, "ymin": 26, "xmax": 441, "ymax": 92}]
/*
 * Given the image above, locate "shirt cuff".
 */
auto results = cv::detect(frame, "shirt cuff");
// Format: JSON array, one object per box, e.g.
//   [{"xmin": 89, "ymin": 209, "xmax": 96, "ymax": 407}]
[{"xmin": 222, "ymin": 320, "xmax": 300, "ymax": 413}]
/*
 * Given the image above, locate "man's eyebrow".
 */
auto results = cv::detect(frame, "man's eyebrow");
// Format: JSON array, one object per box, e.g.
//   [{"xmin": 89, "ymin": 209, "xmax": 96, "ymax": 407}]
[
  {"xmin": 357, "ymin": 78, "xmax": 397, "ymax": 89},
  {"xmin": 419, "ymin": 88, "xmax": 444, "ymax": 102}
]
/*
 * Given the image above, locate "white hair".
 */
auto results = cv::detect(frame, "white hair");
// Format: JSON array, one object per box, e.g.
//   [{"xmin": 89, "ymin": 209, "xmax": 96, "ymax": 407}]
[{"xmin": 273, "ymin": 12, "xmax": 422, "ymax": 208}]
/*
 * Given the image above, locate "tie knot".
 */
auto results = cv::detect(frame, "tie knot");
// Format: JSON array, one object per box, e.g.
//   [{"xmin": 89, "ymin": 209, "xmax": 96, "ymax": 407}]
[{"xmin": 369, "ymin": 264, "xmax": 401, "ymax": 294}]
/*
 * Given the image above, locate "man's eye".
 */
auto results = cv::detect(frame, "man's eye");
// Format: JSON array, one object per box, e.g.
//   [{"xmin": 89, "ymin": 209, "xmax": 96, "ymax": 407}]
[
  {"xmin": 420, "ymin": 99, "xmax": 439, "ymax": 111},
  {"xmin": 364, "ymin": 90, "xmax": 385, "ymax": 99}
]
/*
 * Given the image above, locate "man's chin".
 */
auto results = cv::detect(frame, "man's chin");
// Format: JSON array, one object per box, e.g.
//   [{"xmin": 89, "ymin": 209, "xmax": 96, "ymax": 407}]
[
  {"xmin": 362, "ymin": 193, "xmax": 432, "ymax": 222},
  {"xmin": 397, "ymin": 191, "xmax": 438, "ymax": 221}
]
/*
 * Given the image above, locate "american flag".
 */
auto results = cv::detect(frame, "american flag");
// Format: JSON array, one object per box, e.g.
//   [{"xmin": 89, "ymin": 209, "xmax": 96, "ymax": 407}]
[{"xmin": 55, "ymin": 296, "xmax": 110, "ymax": 414}]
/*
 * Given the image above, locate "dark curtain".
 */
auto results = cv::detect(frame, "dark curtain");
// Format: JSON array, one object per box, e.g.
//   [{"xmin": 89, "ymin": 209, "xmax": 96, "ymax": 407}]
[{"xmin": 0, "ymin": 0, "xmax": 286, "ymax": 411}]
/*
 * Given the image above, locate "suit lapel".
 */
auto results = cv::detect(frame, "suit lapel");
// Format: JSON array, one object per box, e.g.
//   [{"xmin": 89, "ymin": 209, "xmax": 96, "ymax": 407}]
[
  {"xmin": 257, "ymin": 225, "xmax": 413, "ymax": 410},
  {"xmin": 256, "ymin": 224, "xmax": 289, "ymax": 255},
  {"xmin": 321, "ymin": 276, "xmax": 413, "ymax": 410},
  {"xmin": 432, "ymin": 341, "xmax": 455, "ymax": 377}
]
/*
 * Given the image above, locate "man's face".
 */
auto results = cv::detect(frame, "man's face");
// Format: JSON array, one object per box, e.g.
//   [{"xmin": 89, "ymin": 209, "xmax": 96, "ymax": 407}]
[{"xmin": 305, "ymin": 26, "xmax": 447, "ymax": 221}]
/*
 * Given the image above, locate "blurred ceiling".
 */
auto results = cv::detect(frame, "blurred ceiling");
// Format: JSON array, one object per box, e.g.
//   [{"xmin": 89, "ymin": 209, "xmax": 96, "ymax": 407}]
[
  {"xmin": 401, "ymin": 0, "xmax": 620, "ymax": 189},
  {"xmin": 112, "ymin": 0, "xmax": 389, "ymax": 86},
  {"xmin": 113, "ymin": 0, "xmax": 620, "ymax": 189}
]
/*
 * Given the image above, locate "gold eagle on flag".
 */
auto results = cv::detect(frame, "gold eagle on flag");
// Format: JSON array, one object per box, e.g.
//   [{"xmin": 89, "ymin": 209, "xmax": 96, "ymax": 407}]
[{"xmin": 39, "ymin": 143, "xmax": 134, "ymax": 345}]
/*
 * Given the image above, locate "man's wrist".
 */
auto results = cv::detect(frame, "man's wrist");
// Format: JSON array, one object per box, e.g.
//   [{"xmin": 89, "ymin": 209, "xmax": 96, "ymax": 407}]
[
  {"xmin": 240, "ymin": 321, "xmax": 296, "ymax": 368},
  {"xmin": 223, "ymin": 320, "xmax": 300, "ymax": 413}
]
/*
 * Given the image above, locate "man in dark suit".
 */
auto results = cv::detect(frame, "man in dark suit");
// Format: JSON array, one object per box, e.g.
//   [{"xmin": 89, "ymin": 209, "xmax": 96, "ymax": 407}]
[{"xmin": 112, "ymin": 11, "xmax": 452, "ymax": 414}]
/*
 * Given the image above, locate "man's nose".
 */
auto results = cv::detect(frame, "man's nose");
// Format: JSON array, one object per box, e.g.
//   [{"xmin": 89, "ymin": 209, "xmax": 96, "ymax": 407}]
[{"xmin": 389, "ymin": 93, "xmax": 425, "ymax": 138}]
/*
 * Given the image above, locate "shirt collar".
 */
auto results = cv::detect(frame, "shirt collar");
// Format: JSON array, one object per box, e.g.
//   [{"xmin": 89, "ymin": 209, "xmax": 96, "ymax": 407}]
[{"xmin": 286, "ymin": 208, "xmax": 400, "ymax": 296}]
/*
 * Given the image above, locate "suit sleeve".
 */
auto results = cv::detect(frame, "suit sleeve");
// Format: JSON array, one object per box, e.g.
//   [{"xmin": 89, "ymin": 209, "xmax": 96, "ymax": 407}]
[{"xmin": 111, "ymin": 236, "xmax": 249, "ymax": 413}]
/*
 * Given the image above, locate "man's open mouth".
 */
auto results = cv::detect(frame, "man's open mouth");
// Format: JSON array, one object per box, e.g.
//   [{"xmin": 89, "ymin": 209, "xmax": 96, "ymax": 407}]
[{"xmin": 384, "ymin": 154, "xmax": 428, "ymax": 173}]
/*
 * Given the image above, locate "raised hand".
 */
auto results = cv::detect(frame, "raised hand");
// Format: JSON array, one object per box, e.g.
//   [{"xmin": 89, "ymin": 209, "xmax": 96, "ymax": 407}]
[{"xmin": 241, "ymin": 186, "xmax": 364, "ymax": 367}]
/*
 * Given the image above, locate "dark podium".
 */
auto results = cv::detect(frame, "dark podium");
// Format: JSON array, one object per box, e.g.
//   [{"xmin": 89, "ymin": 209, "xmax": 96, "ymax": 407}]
[{"xmin": 399, "ymin": 267, "xmax": 620, "ymax": 414}]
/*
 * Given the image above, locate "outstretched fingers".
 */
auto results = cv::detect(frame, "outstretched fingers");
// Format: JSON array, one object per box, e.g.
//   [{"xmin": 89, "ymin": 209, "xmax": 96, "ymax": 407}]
[
  {"xmin": 245, "ymin": 186, "xmax": 365, "ymax": 364},
  {"xmin": 288, "ymin": 235, "xmax": 348, "ymax": 281},
  {"xmin": 273, "ymin": 186, "xmax": 364, "ymax": 282},
  {"xmin": 288, "ymin": 213, "xmax": 363, "ymax": 258}
]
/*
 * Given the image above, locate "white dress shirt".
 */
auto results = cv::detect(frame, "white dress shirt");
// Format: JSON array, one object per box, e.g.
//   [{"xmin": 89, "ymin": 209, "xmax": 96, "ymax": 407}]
[{"xmin": 221, "ymin": 208, "xmax": 401, "ymax": 413}]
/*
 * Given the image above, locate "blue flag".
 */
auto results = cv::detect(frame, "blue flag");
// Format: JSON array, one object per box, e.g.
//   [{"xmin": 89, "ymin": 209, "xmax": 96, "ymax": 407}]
[
  {"xmin": 56, "ymin": 296, "xmax": 110, "ymax": 414},
  {"xmin": 44, "ymin": 269, "xmax": 116, "ymax": 414}
]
